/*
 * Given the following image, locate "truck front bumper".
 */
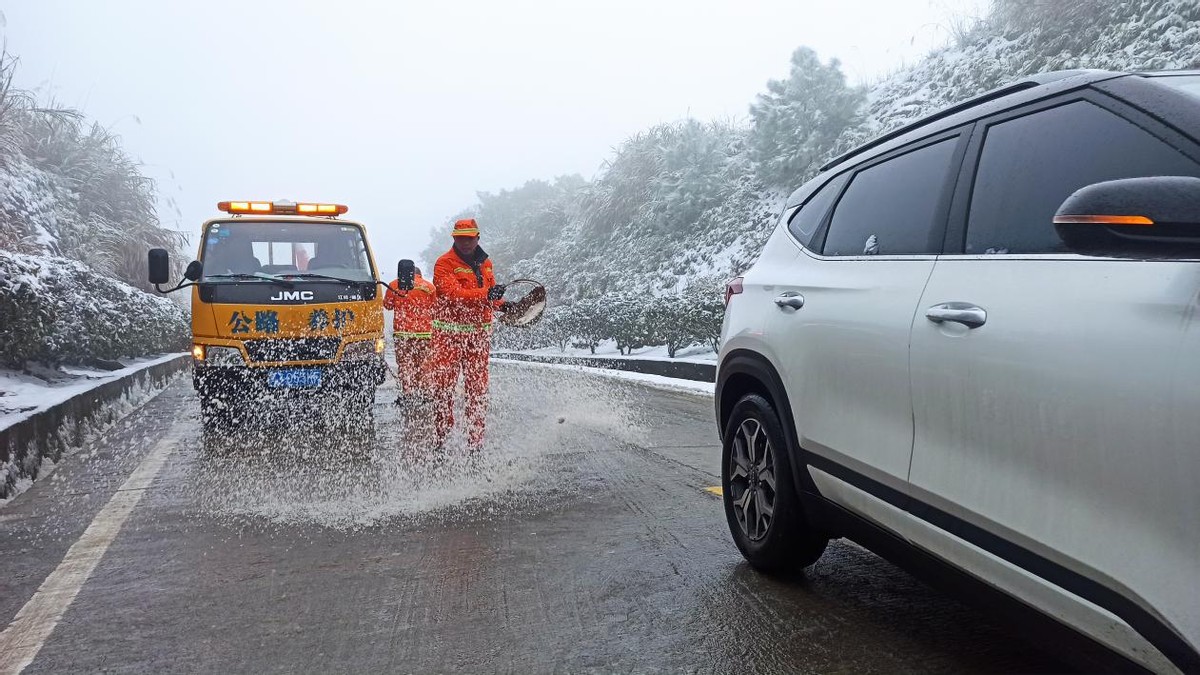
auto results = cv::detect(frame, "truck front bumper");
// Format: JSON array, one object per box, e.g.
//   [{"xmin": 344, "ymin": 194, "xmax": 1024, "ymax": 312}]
[{"xmin": 193, "ymin": 357, "xmax": 387, "ymax": 400}]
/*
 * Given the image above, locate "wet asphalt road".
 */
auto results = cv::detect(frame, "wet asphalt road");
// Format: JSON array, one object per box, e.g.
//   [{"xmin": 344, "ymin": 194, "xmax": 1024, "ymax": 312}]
[{"xmin": 0, "ymin": 363, "xmax": 1070, "ymax": 673}]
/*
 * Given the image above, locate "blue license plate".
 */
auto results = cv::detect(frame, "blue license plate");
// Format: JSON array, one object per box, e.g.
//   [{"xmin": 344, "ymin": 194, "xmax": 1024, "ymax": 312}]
[{"xmin": 267, "ymin": 368, "xmax": 322, "ymax": 389}]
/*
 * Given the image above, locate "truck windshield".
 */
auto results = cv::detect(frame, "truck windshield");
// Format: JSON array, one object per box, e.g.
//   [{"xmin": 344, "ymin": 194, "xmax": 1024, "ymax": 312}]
[{"xmin": 200, "ymin": 221, "xmax": 374, "ymax": 282}]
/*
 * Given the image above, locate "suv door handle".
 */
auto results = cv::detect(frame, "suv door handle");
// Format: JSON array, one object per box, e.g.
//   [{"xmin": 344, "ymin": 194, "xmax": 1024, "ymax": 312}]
[
  {"xmin": 774, "ymin": 293, "xmax": 805, "ymax": 310},
  {"xmin": 926, "ymin": 302, "xmax": 986, "ymax": 329}
]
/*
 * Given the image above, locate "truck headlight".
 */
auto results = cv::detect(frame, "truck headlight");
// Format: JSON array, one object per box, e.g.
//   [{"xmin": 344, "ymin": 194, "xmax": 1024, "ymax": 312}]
[
  {"xmin": 202, "ymin": 346, "xmax": 246, "ymax": 366},
  {"xmin": 342, "ymin": 339, "xmax": 383, "ymax": 360}
]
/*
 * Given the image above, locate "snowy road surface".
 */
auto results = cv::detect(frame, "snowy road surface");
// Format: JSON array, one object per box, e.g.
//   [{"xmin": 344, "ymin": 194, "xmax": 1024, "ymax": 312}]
[{"xmin": 0, "ymin": 363, "xmax": 1068, "ymax": 673}]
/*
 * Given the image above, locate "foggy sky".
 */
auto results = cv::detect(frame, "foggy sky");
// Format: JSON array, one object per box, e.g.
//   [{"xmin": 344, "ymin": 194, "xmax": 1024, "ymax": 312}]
[{"xmin": 4, "ymin": 0, "xmax": 986, "ymax": 271}]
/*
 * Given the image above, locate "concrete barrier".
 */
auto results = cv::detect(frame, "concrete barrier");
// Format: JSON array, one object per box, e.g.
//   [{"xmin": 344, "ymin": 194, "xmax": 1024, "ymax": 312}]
[
  {"xmin": 0, "ymin": 355, "xmax": 190, "ymax": 500},
  {"xmin": 492, "ymin": 351, "xmax": 715, "ymax": 382}
]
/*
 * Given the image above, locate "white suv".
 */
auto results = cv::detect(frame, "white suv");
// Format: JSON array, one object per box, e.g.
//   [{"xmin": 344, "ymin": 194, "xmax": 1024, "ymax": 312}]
[{"xmin": 716, "ymin": 70, "xmax": 1200, "ymax": 673}]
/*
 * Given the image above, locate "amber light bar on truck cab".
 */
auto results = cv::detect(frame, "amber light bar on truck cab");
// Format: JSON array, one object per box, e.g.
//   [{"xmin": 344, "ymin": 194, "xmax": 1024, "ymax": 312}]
[{"xmin": 217, "ymin": 200, "xmax": 349, "ymax": 216}]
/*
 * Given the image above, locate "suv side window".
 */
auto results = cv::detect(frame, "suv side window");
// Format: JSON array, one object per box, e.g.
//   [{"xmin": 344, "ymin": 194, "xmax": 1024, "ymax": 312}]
[
  {"xmin": 822, "ymin": 137, "xmax": 957, "ymax": 256},
  {"xmin": 788, "ymin": 172, "xmax": 850, "ymax": 249},
  {"xmin": 966, "ymin": 100, "xmax": 1200, "ymax": 254}
]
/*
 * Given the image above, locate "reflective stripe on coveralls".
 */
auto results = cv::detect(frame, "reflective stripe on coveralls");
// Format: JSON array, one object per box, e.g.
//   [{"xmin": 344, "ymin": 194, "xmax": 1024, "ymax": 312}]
[{"xmin": 430, "ymin": 320, "xmax": 485, "ymax": 334}]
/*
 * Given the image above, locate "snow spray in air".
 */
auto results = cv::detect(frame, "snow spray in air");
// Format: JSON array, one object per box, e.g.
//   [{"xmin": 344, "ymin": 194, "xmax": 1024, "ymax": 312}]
[{"xmin": 184, "ymin": 362, "xmax": 649, "ymax": 531}]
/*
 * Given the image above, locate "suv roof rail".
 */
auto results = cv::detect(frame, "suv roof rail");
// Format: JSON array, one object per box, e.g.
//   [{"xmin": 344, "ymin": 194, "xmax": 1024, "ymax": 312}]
[{"xmin": 819, "ymin": 70, "xmax": 1110, "ymax": 172}]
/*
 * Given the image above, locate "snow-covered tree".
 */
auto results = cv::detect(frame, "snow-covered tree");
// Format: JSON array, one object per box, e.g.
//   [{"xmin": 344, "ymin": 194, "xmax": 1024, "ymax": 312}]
[
  {"xmin": 682, "ymin": 276, "xmax": 726, "ymax": 354},
  {"xmin": 418, "ymin": 176, "xmax": 585, "ymax": 280},
  {"xmin": 539, "ymin": 304, "xmax": 574, "ymax": 353},
  {"xmin": 605, "ymin": 293, "xmax": 652, "ymax": 355},
  {"xmin": 566, "ymin": 298, "xmax": 608, "ymax": 354},
  {"xmin": 748, "ymin": 47, "xmax": 864, "ymax": 191}
]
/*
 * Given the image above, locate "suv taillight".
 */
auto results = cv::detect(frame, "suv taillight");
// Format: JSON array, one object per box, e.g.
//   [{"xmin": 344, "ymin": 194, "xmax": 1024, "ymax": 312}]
[{"xmin": 724, "ymin": 276, "xmax": 744, "ymax": 307}]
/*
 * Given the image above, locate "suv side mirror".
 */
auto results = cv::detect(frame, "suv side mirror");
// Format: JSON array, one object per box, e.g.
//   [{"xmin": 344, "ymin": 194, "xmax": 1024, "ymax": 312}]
[
  {"xmin": 1055, "ymin": 176, "xmax": 1200, "ymax": 257},
  {"xmin": 148, "ymin": 248, "xmax": 170, "ymax": 284},
  {"xmin": 184, "ymin": 260, "xmax": 203, "ymax": 281},
  {"xmin": 397, "ymin": 259, "xmax": 415, "ymax": 291}
]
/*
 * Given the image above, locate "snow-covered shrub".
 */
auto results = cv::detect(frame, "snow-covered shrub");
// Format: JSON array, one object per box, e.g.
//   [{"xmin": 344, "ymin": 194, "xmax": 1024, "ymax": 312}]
[
  {"xmin": 0, "ymin": 252, "xmax": 55, "ymax": 366},
  {"xmin": 0, "ymin": 251, "xmax": 189, "ymax": 367}
]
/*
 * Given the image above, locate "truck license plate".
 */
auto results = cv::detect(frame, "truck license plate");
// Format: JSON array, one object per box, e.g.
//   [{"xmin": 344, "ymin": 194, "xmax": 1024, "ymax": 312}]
[{"xmin": 267, "ymin": 368, "xmax": 322, "ymax": 389}]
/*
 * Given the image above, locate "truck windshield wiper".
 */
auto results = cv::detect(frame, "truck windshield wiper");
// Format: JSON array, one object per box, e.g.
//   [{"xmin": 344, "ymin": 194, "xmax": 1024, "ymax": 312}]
[
  {"xmin": 281, "ymin": 273, "xmax": 363, "ymax": 284},
  {"xmin": 203, "ymin": 272, "xmax": 294, "ymax": 287}
]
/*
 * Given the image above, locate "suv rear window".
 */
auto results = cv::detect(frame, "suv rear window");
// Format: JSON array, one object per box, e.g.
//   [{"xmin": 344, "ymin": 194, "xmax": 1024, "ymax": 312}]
[
  {"xmin": 822, "ymin": 138, "xmax": 957, "ymax": 256},
  {"xmin": 966, "ymin": 100, "xmax": 1200, "ymax": 254}
]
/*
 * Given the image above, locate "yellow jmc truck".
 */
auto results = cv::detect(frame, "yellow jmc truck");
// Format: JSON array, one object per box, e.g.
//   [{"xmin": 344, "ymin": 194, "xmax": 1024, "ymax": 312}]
[{"xmin": 149, "ymin": 199, "xmax": 390, "ymax": 436}]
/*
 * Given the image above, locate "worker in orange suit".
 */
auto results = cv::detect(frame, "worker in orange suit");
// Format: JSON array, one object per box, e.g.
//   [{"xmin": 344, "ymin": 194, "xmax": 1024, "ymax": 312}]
[
  {"xmin": 425, "ymin": 218, "xmax": 507, "ymax": 451},
  {"xmin": 382, "ymin": 265, "xmax": 436, "ymax": 401}
]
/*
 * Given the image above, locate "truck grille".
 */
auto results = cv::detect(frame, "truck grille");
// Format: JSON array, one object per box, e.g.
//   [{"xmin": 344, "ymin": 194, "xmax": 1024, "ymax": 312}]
[{"xmin": 243, "ymin": 338, "xmax": 341, "ymax": 363}]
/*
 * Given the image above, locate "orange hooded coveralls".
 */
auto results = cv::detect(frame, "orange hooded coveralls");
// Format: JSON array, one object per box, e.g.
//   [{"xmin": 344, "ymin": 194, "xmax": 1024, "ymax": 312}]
[
  {"xmin": 425, "ymin": 220, "xmax": 499, "ymax": 449},
  {"xmin": 383, "ymin": 272, "xmax": 435, "ymax": 394}
]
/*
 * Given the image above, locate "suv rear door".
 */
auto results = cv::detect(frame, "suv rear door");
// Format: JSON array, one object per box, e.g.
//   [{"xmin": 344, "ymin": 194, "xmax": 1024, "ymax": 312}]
[
  {"xmin": 779, "ymin": 130, "xmax": 967, "ymax": 499},
  {"xmin": 908, "ymin": 93, "xmax": 1200, "ymax": 670}
]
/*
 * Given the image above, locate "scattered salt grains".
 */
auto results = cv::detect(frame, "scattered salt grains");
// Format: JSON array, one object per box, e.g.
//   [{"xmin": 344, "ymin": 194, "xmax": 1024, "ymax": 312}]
[{"xmin": 186, "ymin": 367, "xmax": 651, "ymax": 532}]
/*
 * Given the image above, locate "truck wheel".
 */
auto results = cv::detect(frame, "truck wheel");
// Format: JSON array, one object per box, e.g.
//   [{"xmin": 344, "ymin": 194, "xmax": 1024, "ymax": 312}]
[{"xmin": 722, "ymin": 393, "xmax": 827, "ymax": 574}]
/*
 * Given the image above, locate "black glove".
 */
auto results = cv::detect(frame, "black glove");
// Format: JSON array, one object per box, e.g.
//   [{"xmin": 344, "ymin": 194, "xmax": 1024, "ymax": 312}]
[{"xmin": 487, "ymin": 284, "xmax": 506, "ymax": 301}]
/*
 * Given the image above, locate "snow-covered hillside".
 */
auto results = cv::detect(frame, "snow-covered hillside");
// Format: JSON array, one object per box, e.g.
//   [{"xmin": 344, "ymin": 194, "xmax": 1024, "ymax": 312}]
[
  {"xmin": 425, "ymin": 0, "xmax": 1200, "ymax": 356},
  {"xmin": 0, "ymin": 156, "xmax": 71, "ymax": 254},
  {"xmin": 835, "ymin": 0, "xmax": 1200, "ymax": 152},
  {"xmin": 0, "ymin": 49, "xmax": 191, "ymax": 368}
]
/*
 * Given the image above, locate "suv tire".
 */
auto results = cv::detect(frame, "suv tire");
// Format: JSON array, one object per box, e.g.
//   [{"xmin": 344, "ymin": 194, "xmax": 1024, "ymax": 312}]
[{"xmin": 722, "ymin": 393, "xmax": 827, "ymax": 574}]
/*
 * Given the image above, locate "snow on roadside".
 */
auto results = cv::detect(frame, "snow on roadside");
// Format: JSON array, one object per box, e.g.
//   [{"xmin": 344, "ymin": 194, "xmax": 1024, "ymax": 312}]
[
  {"xmin": 0, "ymin": 353, "xmax": 187, "ymax": 507},
  {"xmin": 492, "ymin": 358, "xmax": 714, "ymax": 397},
  {"xmin": 0, "ymin": 353, "xmax": 185, "ymax": 432},
  {"xmin": 510, "ymin": 340, "xmax": 717, "ymax": 364}
]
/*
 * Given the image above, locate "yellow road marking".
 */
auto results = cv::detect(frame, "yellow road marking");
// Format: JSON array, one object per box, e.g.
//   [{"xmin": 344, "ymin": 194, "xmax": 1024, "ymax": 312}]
[{"xmin": 703, "ymin": 486, "xmax": 723, "ymax": 497}]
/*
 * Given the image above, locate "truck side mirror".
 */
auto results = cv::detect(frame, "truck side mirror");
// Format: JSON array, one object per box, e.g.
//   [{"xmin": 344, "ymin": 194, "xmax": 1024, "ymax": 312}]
[
  {"xmin": 397, "ymin": 259, "xmax": 415, "ymax": 291},
  {"xmin": 184, "ymin": 260, "xmax": 203, "ymax": 281},
  {"xmin": 148, "ymin": 249, "xmax": 170, "ymax": 285},
  {"xmin": 1055, "ymin": 176, "xmax": 1200, "ymax": 257}
]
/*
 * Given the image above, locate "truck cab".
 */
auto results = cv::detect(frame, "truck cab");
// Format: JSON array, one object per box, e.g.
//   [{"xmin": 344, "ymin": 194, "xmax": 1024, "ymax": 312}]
[{"xmin": 151, "ymin": 200, "xmax": 387, "ymax": 439}]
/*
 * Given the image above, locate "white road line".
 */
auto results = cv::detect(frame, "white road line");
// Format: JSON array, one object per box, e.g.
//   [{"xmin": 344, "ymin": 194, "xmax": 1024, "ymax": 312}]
[{"xmin": 0, "ymin": 432, "xmax": 179, "ymax": 675}]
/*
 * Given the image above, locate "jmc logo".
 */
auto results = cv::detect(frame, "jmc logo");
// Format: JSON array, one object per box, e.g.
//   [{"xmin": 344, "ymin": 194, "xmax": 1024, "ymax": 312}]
[{"xmin": 270, "ymin": 290, "xmax": 315, "ymax": 302}]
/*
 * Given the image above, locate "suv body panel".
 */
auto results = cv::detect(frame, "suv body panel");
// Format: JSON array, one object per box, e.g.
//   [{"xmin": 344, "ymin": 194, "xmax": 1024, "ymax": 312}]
[{"xmin": 718, "ymin": 70, "xmax": 1200, "ymax": 672}]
